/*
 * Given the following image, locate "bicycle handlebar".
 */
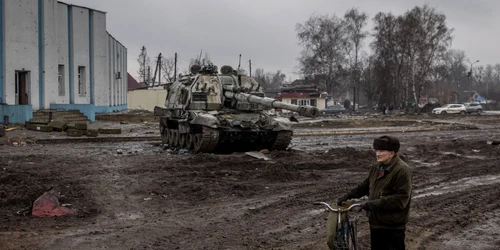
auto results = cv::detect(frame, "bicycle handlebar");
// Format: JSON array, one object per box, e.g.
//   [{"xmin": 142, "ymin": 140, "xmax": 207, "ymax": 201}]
[{"xmin": 313, "ymin": 202, "xmax": 362, "ymax": 213}]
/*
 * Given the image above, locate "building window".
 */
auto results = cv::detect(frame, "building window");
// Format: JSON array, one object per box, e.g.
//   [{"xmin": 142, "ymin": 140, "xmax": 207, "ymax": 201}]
[
  {"xmin": 58, "ymin": 65, "xmax": 65, "ymax": 96},
  {"xmin": 298, "ymin": 99, "xmax": 310, "ymax": 106},
  {"xmin": 291, "ymin": 99, "xmax": 297, "ymax": 105},
  {"xmin": 310, "ymin": 99, "xmax": 317, "ymax": 107},
  {"xmin": 78, "ymin": 66, "xmax": 86, "ymax": 96}
]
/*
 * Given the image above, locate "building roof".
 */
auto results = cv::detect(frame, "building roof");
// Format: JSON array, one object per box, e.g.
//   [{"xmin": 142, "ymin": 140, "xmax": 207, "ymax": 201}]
[
  {"xmin": 283, "ymin": 75, "xmax": 322, "ymax": 93},
  {"xmin": 289, "ymin": 75, "xmax": 321, "ymax": 86},
  {"xmin": 107, "ymin": 32, "xmax": 127, "ymax": 49},
  {"xmin": 58, "ymin": 1, "xmax": 107, "ymax": 14},
  {"xmin": 280, "ymin": 92, "xmax": 328, "ymax": 99},
  {"xmin": 128, "ymin": 73, "xmax": 148, "ymax": 91}
]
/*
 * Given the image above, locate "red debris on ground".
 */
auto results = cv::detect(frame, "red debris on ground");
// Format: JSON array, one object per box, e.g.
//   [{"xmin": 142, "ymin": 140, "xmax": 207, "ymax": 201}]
[{"xmin": 32, "ymin": 188, "xmax": 77, "ymax": 217}]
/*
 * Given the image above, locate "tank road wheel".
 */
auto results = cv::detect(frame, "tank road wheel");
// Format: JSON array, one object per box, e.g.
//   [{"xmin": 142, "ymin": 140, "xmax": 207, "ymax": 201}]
[
  {"xmin": 168, "ymin": 129, "xmax": 175, "ymax": 146},
  {"xmin": 171, "ymin": 130, "xmax": 179, "ymax": 148},
  {"xmin": 179, "ymin": 133, "xmax": 187, "ymax": 149},
  {"xmin": 271, "ymin": 131, "xmax": 293, "ymax": 151},
  {"xmin": 193, "ymin": 134, "xmax": 203, "ymax": 152},
  {"xmin": 192, "ymin": 127, "xmax": 220, "ymax": 153},
  {"xmin": 164, "ymin": 128, "xmax": 171, "ymax": 145},
  {"xmin": 186, "ymin": 134, "xmax": 194, "ymax": 150},
  {"xmin": 161, "ymin": 125, "xmax": 169, "ymax": 144}
]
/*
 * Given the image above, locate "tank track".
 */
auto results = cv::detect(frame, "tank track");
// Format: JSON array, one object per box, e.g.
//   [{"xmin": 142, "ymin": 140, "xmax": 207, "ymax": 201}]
[
  {"xmin": 193, "ymin": 127, "xmax": 220, "ymax": 153},
  {"xmin": 163, "ymin": 123, "xmax": 292, "ymax": 153},
  {"xmin": 271, "ymin": 131, "xmax": 293, "ymax": 150}
]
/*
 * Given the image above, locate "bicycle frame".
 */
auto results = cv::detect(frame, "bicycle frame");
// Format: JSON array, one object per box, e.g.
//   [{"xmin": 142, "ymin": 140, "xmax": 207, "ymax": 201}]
[{"xmin": 314, "ymin": 202, "xmax": 361, "ymax": 250}]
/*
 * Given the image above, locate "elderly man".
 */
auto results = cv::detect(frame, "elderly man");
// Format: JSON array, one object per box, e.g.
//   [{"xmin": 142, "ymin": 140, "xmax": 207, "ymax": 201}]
[{"xmin": 337, "ymin": 135, "xmax": 413, "ymax": 250}]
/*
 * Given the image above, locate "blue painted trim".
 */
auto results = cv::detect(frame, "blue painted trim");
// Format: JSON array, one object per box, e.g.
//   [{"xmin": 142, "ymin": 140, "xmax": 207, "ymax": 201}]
[
  {"xmin": 95, "ymin": 104, "xmax": 127, "ymax": 113},
  {"xmin": 0, "ymin": 0, "xmax": 4, "ymax": 104},
  {"xmin": 0, "ymin": 104, "xmax": 33, "ymax": 124},
  {"xmin": 38, "ymin": 0, "xmax": 44, "ymax": 109},
  {"xmin": 112, "ymin": 38, "xmax": 115, "ymax": 106},
  {"xmin": 89, "ymin": 10, "xmax": 94, "ymax": 104},
  {"xmin": 0, "ymin": 103, "xmax": 128, "ymax": 124},
  {"xmin": 68, "ymin": 6, "xmax": 74, "ymax": 104}
]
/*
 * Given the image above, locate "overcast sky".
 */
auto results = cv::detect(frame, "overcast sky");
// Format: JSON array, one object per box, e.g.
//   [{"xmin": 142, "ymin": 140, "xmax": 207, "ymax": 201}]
[{"xmin": 64, "ymin": 0, "xmax": 499, "ymax": 81}]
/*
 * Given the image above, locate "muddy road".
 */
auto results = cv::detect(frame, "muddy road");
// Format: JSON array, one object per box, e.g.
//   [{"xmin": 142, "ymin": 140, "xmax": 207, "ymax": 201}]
[{"xmin": 1, "ymin": 115, "xmax": 500, "ymax": 250}]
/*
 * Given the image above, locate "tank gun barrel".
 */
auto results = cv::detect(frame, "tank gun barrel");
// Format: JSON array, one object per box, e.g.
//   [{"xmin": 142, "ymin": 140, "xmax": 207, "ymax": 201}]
[{"xmin": 224, "ymin": 91, "xmax": 319, "ymax": 117}]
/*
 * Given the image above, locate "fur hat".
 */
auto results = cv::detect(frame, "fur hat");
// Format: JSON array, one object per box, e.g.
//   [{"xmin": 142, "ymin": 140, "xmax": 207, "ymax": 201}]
[{"xmin": 373, "ymin": 136, "xmax": 400, "ymax": 153}]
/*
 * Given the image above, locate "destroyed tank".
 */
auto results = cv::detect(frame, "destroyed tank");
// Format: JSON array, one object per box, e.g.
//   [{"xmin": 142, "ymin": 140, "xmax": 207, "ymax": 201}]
[{"xmin": 153, "ymin": 64, "xmax": 319, "ymax": 153}]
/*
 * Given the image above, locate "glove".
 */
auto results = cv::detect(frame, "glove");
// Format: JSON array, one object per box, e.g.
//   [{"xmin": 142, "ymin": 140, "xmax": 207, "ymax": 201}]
[
  {"xmin": 336, "ymin": 194, "xmax": 350, "ymax": 206},
  {"xmin": 361, "ymin": 200, "xmax": 377, "ymax": 211}
]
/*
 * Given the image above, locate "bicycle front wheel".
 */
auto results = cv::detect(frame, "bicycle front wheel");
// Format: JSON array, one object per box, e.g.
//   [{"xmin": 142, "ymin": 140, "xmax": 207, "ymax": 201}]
[{"xmin": 346, "ymin": 219, "xmax": 358, "ymax": 250}]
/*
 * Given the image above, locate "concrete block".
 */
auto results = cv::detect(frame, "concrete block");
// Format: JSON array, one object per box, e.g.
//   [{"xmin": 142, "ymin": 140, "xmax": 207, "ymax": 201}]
[{"xmin": 98, "ymin": 127, "xmax": 122, "ymax": 134}]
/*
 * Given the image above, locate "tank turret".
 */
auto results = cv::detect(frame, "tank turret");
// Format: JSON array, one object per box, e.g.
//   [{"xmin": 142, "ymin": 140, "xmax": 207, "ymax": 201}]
[{"xmin": 154, "ymin": 64, "xmax": 319, "ymax": 153}]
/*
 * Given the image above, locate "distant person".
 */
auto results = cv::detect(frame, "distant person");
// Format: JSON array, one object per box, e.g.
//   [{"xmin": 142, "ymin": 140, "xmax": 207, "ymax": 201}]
[
  {"xmin": 344, "ymin": 99, "xmax": 351, "ymax": 110},
  {"xmin": 382, "ymin": 104, "xmax": 387, "ymax": 115},
  {"xmin": 388, "ymin": 104, "xmax": 394, "ymax": 115},
  {"xmin": 336, "ymin": 135, "xmax": 413, "ymax": 250}
]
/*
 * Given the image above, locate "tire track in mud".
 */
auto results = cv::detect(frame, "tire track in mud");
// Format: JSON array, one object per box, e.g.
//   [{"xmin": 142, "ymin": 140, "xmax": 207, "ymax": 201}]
[
  {"xmin": 403, "ymin": 140, "xmax": 500, "ymax": 250},
  {"xmin": 143, "ymin": 167, "xmax": 367, "ymax": 250},
  {"xmin": 137, "ymin": 127, "xmax": 500, "ymax": 249},
  {"xmin": 408, "ymin": 184, "xmax": 500, "ymax": 250},
  {"xmin": 174, "ymin": 138, "xmax": 500, "ymax": 250}
]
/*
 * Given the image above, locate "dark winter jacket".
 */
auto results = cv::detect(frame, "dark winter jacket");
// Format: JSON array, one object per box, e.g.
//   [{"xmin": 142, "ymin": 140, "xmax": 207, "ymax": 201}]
[{"xmin": 346, "ymin": 154, "xmax": 412, "ymax": 229}]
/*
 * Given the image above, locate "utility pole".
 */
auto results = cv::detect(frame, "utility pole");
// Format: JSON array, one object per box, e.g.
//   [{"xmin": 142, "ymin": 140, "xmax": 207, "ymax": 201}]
[
  {"xmin": 158, "ymin": 54, "xmax": 162, "ymax": 86},
  {"xmin": 249, "ymin": 59, "xmax": 252, "ymax": 77},
  {"xmin": 174, "ymin": 52, "xmax": 177, "ymax": 82},
  {"xmin": 147, "ymin": 66, "xmax": 151, "ymax": 87}
]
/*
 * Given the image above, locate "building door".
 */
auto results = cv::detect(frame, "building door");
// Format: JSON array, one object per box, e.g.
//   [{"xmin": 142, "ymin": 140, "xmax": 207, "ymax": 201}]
[{"xmin": 15, "ymin": 71, "xmax": 29, "ymax": 105}]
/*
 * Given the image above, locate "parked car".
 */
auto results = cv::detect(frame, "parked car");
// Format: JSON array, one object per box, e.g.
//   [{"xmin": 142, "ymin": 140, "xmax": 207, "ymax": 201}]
[
  {"xmin": 464, "ymin": 103, "xmax": 483, "ymax": 114},
  {"xmin": 431, "ymin": 104, "xmax": 467, "ymax": 114},
  {"xmin": 320, "ymin": 105, "xmax": 346, "ymax": 115}
]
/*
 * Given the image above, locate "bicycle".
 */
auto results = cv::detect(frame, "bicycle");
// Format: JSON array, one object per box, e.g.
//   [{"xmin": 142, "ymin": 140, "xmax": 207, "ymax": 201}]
[{"xmin": 314, "ymin": 201, "xmax": 361, "ymax": 250}]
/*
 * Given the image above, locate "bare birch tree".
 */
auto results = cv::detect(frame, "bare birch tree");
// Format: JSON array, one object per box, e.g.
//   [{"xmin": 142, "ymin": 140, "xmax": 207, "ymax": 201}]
[
  {"xmin": 137, "ymin": 46, "xmax": 152, "ymax": 83},
  {"xmin": 344, "ymin": 8, "xmax": 368, "ymax": 109},
  {"xmin": 296, "ymin": 14, "xmax": 349, "ymax": 94},
  {"xmin": 161, "ymin": 56, "xmax": 176, "ymax": 83}
]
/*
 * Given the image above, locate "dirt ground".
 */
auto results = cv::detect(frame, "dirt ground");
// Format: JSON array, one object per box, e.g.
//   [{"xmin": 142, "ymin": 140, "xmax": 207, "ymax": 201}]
[{"xmin": 1, "ymin": 113, "xmax": 500, "ymax": 250}]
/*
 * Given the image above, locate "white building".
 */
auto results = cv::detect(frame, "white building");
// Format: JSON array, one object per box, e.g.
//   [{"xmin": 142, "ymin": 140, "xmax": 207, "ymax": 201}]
[{"xmin": 0, "ymin": 0, "xmax": 127, "ymax": 123}]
